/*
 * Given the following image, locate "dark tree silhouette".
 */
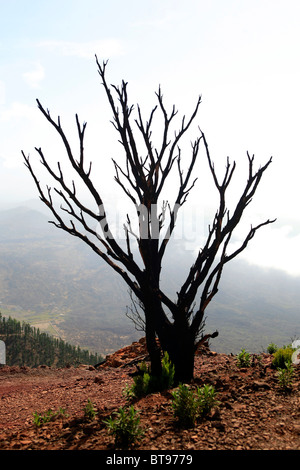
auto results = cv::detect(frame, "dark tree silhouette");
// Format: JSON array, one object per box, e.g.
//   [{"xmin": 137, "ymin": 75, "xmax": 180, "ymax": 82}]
[{"xmin": 22, "ymin": 58, "xmax": 275, "ymax": 382}]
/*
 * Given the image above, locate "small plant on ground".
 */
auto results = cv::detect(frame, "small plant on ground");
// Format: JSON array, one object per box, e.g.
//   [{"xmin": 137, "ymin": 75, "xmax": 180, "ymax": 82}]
[
  {"xmin": 33, "ymin": 407, "xmax": 68, "ymax": 427},
  {"xmin": 159, "ymin": 351, "xmax": 176, "ymax": 390},
  {"xmin": 122, "ymin": 383, "xmax": 135, "ymax": 402},
  {"xmin": 104, "ymin": 405, "xmax": 144, "ymax": 449},
  {"xmin": 33, "ymin": 410, "xmax": 54, "ymax": 427},
  {"xmin": 197, "ymin": 383, "xmax": 221, "ymax": 417},
  {"xmin": 128, "ymin": 361, "xmax": 151, "ymax": 399},
  {"xmin": 272, "ymin": 347, "xmax": 294, "ymax": 369},
  {"xmin": 236, "ymin": 348, "xmax": 251, "ymax": 367},
  {"xmin": 84, "ymin": 399, "xmax": 98, "ymax": 421},
  {"xmin": 267, "ymin": 342, "xmax": 278, "ymax": 354},
  {"xmin": 276, "ymin": 361, "xmax": 294, "ymax": 392},
  {"xmin": 171, "ymin": 383, "xmax": 199, "ymax": 428},
  {"xmin": 172, "ymin": 383, "xmax": 220, "ymax": 428},
  {"xmin": 127, "ymin": 351, "xmax": 175, "ymax": 399}
]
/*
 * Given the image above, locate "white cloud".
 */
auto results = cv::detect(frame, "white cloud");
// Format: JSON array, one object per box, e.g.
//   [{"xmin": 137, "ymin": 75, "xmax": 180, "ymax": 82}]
[
  {"xmin": 37, "ymin": 39, "xmax": 124, "ymax": 59},
  {"xmin": 0, "ymin": 101, "xmax": 37, "ymax": 122},
  {"xmin": 22, "ymin": 63, "xmax": 45, "ymax": 88}
]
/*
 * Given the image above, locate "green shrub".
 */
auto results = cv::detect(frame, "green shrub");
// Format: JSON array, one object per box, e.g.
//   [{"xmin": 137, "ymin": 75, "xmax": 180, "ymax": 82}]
[
  {"xmin": 122, "ymin": 383, "xmax": 135, "ymax": 402},
  {"xmin": 277, "ymin": 361, "xmax": 294, "ymax": 391},
  {"xmin": 172, "ymin": 383, "xmax": 220, "ymax": 428},
  {"xmin": 33, "ymin": 407, "xmax": 68, "ymax": 427},
  {"xmin": 267, "ymin": 343, "xmax": 278, "ymax": 354},
  {"xmin": 197, "ymin": 384, "xmax": 220, "ymax": 417},
  {"xmin": 84, "ymin": 399, "xmax": 97, "ymax": 421},
  {"xmin": 128, "ymin": 351, "xmax": 175, "ymax": 399},
  {"xmin": 272, "ymin": 347, "xmax": 294, "ymax": 369},
  {"xmin": 160, "ymin": 351, "xmax": 176, "ymax": 390},
  {"xmin": 104, "ymin": 406, "xmax": 144, "ymax": 449},
  {"xmin": 125, "ymin": 362, "xmax": 151, "ymax": 399},
  {"xmin": 171, "ymin": 383, "xmax": 199, "ymax": 428},
  {"xmin": 33, "ymin": 409, "xmax": 54, "ymax": 427},
  {"xmin": 236, "ymin": 348, "xmax": 251, "ymax": 367}
]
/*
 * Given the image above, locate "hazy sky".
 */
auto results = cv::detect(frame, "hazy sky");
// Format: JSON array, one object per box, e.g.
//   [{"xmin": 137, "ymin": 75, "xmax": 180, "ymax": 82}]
[{"xmin": 1, "ymin": 0, "xmax": 300, "ymax": 276}]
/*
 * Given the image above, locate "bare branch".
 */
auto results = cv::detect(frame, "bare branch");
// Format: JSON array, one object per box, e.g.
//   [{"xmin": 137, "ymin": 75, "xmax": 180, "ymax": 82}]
[
  {"xmin": 158, "ymin": 136, "xmax": 201, "ymax": 261},
  {"xmin": 23, "ymin": 101, "xmax": 144, "ymax": 284},
  {"xmin": 190, "ymin": 217, "xmax": 276, "ymax": 337},
  {"xmin": 125, "ymin": 289, "xmax": 146, "ymax": 332},
  {"xmin": 177, "ymin": 144, "xmax": 276, "ymax": 317},
  {"xmin": 156, "ymin": 94, "xmax": 202, "ymax": 198}
]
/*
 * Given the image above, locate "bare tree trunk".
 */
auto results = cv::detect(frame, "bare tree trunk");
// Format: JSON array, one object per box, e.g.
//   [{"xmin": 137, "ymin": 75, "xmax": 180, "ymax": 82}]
[
  {"xmin": 165, "ymin": 326, "xmax": 196, "ymax": 383},
  {"xmin": 144, "ymin": 311, "xmax": 162, "ymax": 377},
  {"xmin": 143, "ymin": 299, "xmax": 197, "ymax": 383}
]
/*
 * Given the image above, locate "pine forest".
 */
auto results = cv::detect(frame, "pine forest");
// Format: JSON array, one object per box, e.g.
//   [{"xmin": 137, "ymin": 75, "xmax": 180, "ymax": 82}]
[{"xmin": 0, "ymin": 313, "xmax": 103, "ymax": 368}]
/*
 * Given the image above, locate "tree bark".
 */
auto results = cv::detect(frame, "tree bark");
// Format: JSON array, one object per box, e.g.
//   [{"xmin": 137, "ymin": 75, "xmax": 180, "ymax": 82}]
[
  {"xmin": 166, "ymin": 326, "xmax": 196, "ymax": 383},
  {"xmin": 144, "ymin": 302, "xmax": 197, "ymax": 383},
  {"xmin": 144, "ymin": 311, "xmax": 162, "ymax": 377}
]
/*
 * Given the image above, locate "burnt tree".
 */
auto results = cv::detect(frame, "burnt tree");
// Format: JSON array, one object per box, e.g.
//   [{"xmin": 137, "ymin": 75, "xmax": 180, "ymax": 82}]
[{"xmin": 22, "ymin": 58, "xmax": 275, "ymax": 382}]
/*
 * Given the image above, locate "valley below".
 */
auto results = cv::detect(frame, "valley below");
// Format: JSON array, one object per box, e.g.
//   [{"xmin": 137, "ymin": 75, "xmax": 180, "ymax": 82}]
[{"xmin": 0, "ymin": 204, "xmax": 299, "ymax": 358}]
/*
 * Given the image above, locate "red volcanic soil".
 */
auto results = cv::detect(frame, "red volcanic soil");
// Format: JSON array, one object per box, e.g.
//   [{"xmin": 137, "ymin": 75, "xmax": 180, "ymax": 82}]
[{"xmin": 0, "ymin": 338, "xmax": 299, "ymax": 451}]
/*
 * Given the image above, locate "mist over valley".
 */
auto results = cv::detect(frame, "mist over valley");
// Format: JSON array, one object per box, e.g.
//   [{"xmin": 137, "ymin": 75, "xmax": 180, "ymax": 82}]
[{"xmin": 0, "ymin": 203, "xmax": 298, "ymax": 357}]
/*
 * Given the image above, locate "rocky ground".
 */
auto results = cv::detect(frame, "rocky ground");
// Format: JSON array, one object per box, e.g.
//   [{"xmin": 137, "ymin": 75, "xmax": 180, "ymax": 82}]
[{"xmin": 0, "ymin": 337, "xmax": 299, "ymax": 452}]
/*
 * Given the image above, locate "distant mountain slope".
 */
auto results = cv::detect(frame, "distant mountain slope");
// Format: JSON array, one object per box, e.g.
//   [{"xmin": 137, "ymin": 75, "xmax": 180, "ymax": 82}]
[
  {"xmin": 0, "ymin": 205, "xmax": 135, "ymax": 354},
  {"xmin": 204, "ymin": 261, "xmax": 300, "ymax": 353},
  {"xmin": 0, "ymin": 205, "xmax": 299, "ymax": 355}
]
